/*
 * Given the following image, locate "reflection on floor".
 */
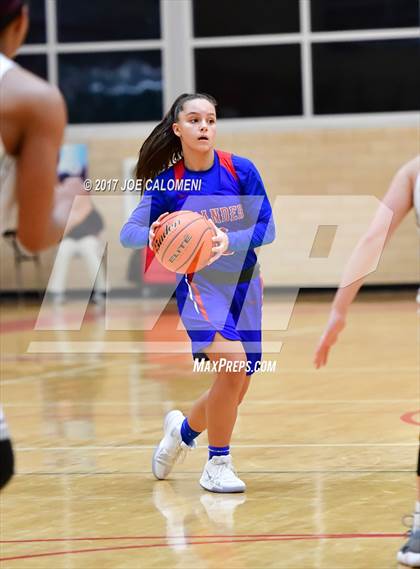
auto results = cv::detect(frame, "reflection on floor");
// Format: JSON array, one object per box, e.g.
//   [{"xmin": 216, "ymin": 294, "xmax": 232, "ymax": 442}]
[{"xmin": 1, "ymin": 292, "xmax": 418, "ymax": 567}]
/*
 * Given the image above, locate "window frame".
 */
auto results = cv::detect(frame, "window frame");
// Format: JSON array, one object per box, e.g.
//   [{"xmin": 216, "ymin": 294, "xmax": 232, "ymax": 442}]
[{"xmin": 16, "ymin": 0, "xmax": 418, "ymax": 135}]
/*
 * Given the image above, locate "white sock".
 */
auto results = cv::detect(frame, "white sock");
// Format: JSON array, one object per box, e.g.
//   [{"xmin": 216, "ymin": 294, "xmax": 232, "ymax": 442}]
[{"xmin": 414, "ymin": 501, "xmax": 420, "ymax": 529}]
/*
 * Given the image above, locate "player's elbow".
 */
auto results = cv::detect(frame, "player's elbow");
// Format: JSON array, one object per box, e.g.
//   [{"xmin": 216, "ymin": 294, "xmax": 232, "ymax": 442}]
[
  {"xmin": 120, "ymin": 227, "xmax": 130, "ymax": 248},
  {"xmin": 263, "ymin": 219, "xmax": 276, "ymax": 245},
  {"xmin": 120, "ymin": 222, "xmax": 148, "ymax": 249},
  {"xmin": 268, "ymin": 225, "xmax": 276, "ymax": 244},
  {"xmin": 120, "ymin": 225, "xmax": 136, "ymax": 249}
]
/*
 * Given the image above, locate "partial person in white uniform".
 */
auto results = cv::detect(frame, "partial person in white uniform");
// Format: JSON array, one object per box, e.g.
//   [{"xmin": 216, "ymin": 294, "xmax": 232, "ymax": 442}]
[
  {"xmin": 414, "ymin": 173, "xmax": 420, "ymax": 304},
  {"xmin": 313, "ymin": 156, "xmax": 420, "ymax": 567},
  {"xmin": 47, "ymin": 173, "xmax": 107, "ymax": 305},
  {"xmin": 0, "ymin": 0, "xmax": 86, "ymax": 490}
]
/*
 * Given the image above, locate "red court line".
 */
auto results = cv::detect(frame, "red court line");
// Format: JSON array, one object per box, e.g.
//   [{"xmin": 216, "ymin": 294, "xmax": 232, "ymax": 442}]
[
  {"xmin": 400, "ymin": 410, "xmax": 420, "ymax": 426},
  {"xmin": 0, "ymin": 533, "xmax": 405, "ymax": 562},
  {"xmin": 1, "ymin": 532, "xmax": 404, "ymax": 545}
]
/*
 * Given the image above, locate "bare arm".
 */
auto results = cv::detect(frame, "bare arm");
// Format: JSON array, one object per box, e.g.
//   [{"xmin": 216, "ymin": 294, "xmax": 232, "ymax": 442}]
[
  {"xmin": 15, "ymin": 85, "xmax": 67, "ymax": 252},
  {"xmin": 314, "ymin": 156, "xmax": 419, "ymax": 368}
]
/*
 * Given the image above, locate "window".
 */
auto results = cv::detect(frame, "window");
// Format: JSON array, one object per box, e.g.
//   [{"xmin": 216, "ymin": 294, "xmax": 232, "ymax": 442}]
[
  {"xmin": 312, "ymin": 39, "xmax": 420, "ymax": 114},
  {"xmin": 193, "ymin": 0, "xmax": 300, "ymax": 37},
  {"xmin": 25, "ymin": 0, "xmax": 46, "ymax": 44},
  {"xmin": 17, "ymin": 1, "xmax": 418, "ymax": 125},
  {"xmin": 311, "ymin": 0, "xmax": 419, "ymax": 32},
  {"xmin": 58, "ymin": 51, "xmax": 163, "ymax": 123},
  {"xmin": 15, "ymin": 54, "xmax": 48, "ymax": 80},
  {"xmin": 195, "ymin": 45, "xmax": 302, "ymax": 117},
  {"xmin": 56, "ymin": 0, "xmax": 160, "ymax": 42}
]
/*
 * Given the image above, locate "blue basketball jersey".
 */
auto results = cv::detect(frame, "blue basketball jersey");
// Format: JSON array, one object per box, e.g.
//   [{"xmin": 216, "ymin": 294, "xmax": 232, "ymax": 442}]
[{"xmin": 120, "ymin": 150, "xmax": 275, "ymax": 273}]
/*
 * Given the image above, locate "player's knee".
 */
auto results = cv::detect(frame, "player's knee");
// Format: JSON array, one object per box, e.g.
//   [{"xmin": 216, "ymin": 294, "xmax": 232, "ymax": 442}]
[
  {"xmin": 238, "ymin": 379, "xmax": 251, "ymax": 405},
  {"xmin": 0, "ymin": 439, "xmax": 15, "ymax": 491},
  {"xmin": 226, "ymin": 354, "xmax": 247, "ymax": 375},
  {"xmin": 219, "ymin": 357, "xmax": 247, "ymax": 393}
]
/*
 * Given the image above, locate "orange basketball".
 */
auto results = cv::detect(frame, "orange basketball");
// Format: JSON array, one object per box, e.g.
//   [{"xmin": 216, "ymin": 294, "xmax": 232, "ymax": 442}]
[{"xmin": 152, "ymin": 210, "xmax": 215, "ymax": 273}]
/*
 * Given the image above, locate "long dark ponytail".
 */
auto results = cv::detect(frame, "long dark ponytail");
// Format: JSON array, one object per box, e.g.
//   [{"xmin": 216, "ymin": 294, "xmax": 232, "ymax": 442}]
[
  {"xmin": 135, "ymin": 92, "xmax": 217, "ymax": 188},
  {"xmin": 0, "ymin": 0, "xmax": 28, "ymax": 33}
]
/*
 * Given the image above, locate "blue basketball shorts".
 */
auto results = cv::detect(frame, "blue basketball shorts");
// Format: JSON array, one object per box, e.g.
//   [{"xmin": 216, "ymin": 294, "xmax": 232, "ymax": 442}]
[{"xmin": 175, "ymin": 272, "xmax": 263, "ymax": 376}]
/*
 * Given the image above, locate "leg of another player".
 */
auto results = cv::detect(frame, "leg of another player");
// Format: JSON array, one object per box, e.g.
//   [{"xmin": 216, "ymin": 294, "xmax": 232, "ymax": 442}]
[
  {"xmin": 0, "ymin": 408, "xmax": 14, "ymax": 491},
  {"xmin": 78, "ymin": 235, "xmax": 107, "ymax": 302},
  {"xmin": 397, "ymin": 448, "xmax": 420, "ymax": 566},
  {"xmin": 414, "ymin": 453, "xmax": 420, "ymax": 528},
  {"xmin": 78, "ymin": 236, "xmax": 106, "ymax": 290},
  {"xmin": 47, "ymin": 237, "xmax": 77, "ymax": 299}
]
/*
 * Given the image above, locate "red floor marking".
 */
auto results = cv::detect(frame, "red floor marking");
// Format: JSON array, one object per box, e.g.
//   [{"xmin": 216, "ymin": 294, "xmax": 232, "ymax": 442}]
[
  {"xmin": 400, "ymin": 410, "xmax": 420, "ymax": 426},
  {"xmin": 0, "ymin": 535, "xmax": 405, "ymax": 562},
  {"xmin": 0, "ymin": 533, "xmax": 405, "ymax": 561},
  {"xmin": 0, "ymin": 532, "xmax": 404, "ymax": 544}
]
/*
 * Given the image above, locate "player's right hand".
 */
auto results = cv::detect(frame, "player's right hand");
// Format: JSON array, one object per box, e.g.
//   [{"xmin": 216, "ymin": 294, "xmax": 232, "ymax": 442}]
[
  {"xmin": 313, "ymin": 310, "xmax": 346, "ymax": 369},
  {"xmin": 149, "ymin": 212, "xmax": 169, "ymax": 249}
]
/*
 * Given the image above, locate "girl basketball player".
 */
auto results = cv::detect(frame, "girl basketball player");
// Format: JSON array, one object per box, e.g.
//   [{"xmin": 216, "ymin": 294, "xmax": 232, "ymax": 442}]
[
  {"xmin": 313, "ymin": 156, "xmax": 420, "ymax": 566},
  {"xmin": 0, "ymin": 0, "xmax": 85, "ymax": 490},
  {"xmin": 121, "ymin": 93, "xmax": 275, "ymax": 493}
]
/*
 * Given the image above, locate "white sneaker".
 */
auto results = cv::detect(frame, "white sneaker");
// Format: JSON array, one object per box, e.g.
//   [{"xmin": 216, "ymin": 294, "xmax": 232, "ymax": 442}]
[
  {"xmin": 397, "ymin": 528, "xmax": 420, "ymax": 567},
  {"xmin": 152, "ymin": 410, "xmax": 196, "ymax": 480},
  {"xmin": 199, "ymin": 455, "xmax": 246, "ymax": 493}
]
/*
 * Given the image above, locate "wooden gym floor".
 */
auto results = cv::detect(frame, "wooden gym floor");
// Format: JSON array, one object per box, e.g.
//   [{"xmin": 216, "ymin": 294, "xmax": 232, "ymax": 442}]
[{"xmin": 0, "ymin": 290, "xmax": 418, "ymax": 568}]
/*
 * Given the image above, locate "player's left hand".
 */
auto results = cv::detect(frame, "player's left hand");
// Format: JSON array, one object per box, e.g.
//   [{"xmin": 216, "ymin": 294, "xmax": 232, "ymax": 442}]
[{"xmin": 207, "ymin": 219, "xmax": 229, "ymax": 265}]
